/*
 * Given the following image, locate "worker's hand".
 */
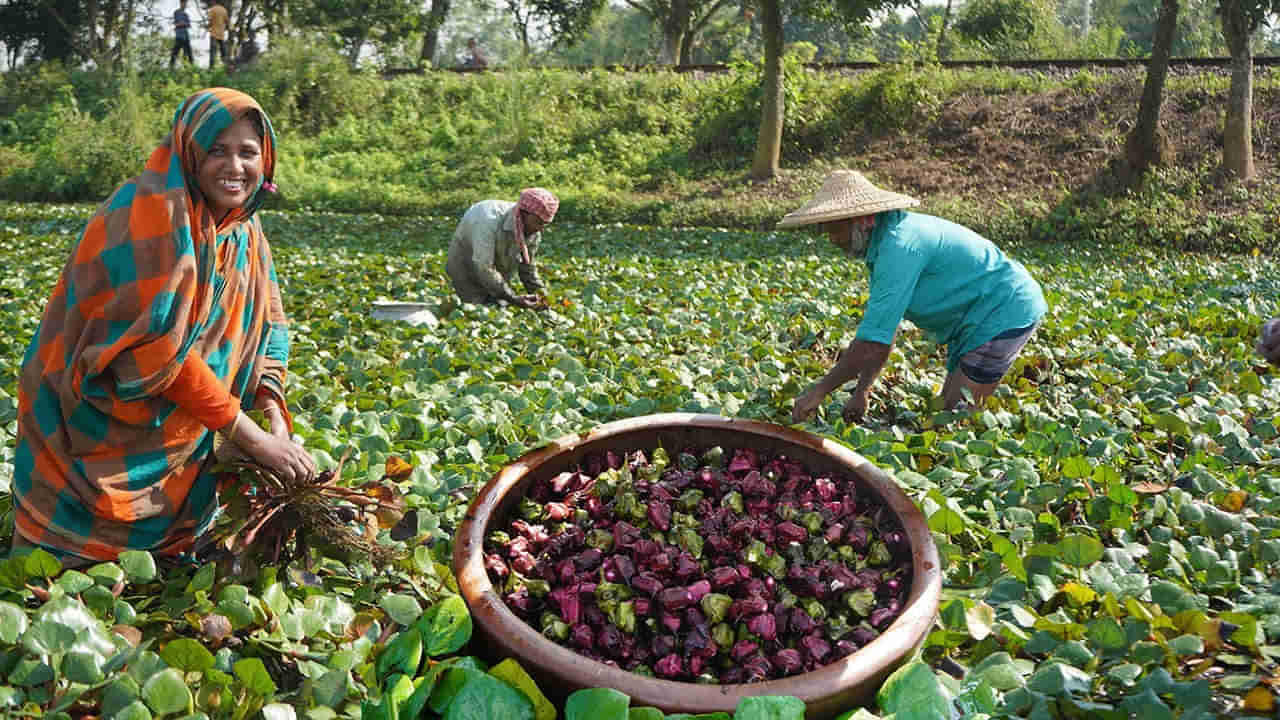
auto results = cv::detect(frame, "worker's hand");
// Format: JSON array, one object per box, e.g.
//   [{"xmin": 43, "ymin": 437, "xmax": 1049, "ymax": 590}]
[
  {"xmin": 842, "ymin": 389, "xmax": 869, "ymax": 424},
  {"xmin": 791, "ymin": 386, "xmax": 827, "ymax": 424},
  {"xmin": 1260, "ymin": 318, "xmax": 1280, "ymax": 366},
  {"xmin": 516, "ymin": 294, "xmax": 545, "ymax": 310},
  {"xmin": 231, "ymin": 411, "xmax": 316, "ymax": 485}
]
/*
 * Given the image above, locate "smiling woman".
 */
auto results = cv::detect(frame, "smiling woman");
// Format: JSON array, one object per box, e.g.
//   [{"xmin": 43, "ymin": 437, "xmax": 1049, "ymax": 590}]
[{"xmin": 10, "ymin": 87, "xmax": 315, "ymax": 566}]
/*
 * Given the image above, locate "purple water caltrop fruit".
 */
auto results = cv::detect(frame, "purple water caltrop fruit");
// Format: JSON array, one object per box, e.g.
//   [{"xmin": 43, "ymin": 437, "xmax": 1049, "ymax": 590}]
[
  {"xmin": 484, "ymin": 443, "xmax": 912, "ymax": 684},
  {"xmin": 655, "ymin": 653, "xmax": 684, "ymax": 678},
  {"xmin": 772, "ymin": 648, "xmax": 804, "ymax": 676}
]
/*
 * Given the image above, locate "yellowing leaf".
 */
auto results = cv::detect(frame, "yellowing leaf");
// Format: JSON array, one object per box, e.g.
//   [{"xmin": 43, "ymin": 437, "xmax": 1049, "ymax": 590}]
[
  {"xmin": 489, "ymin": 658, "xmax": 556, "ymax": 720},
  {"xmin": 1132, "ymin": 482, "xmax": 1169, "ymax": 495},
  {"xmin": 1243, "ymin": 686, "xmax": 1275, "ymax": 712},
  {"xmin": 384, "ymin": 456, "xmax": 414, "ymax": 480},
  {"xmin": 1059, "ymin": 582, "xmax": 1097, "ymax": 606},
  {"xmin": 1219, "ymin": 490, "xmax": 1248, "ymax": 513}
]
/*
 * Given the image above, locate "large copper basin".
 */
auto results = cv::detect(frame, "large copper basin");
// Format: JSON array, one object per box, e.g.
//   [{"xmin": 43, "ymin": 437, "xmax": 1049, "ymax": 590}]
[{"xmin": 453, "ymin": 413, "xmax": 941, "ymax": 718}]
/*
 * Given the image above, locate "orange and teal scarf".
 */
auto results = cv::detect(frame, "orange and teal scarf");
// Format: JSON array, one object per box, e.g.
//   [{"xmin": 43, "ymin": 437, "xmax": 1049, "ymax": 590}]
[{"xmin": 13, "ymin": 87, "xmax": 291, "ymax": 562}]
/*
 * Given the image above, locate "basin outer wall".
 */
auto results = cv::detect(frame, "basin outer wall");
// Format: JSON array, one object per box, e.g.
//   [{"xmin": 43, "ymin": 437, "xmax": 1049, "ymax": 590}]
[{"xmin": 454, "ymin": 413, "xmax": 942, "ymax": 719}]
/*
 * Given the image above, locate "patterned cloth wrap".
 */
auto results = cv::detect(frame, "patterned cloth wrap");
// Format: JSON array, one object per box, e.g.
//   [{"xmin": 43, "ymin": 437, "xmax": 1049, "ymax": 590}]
[
  {"xmin": 512, "ymin": 188, "xmax": 559, "ymax": 264},
  {"xmin": 13, "ymin": 88, "xmax": 291, "ymax": 562}
]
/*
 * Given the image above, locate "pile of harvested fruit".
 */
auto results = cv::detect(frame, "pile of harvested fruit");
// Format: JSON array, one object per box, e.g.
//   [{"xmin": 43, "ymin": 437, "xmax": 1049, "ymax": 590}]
[{"xmin": 483, "ymin": 445, "xmax": 912, "ymax": 683}]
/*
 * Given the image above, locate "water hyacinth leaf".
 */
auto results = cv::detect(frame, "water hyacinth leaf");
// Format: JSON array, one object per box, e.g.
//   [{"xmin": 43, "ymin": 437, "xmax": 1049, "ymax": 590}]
[
  {"xmin": 628, "ymin": 708, "xmax": 664, "ymax": 720},
  {"xmin": 1057, "ymin": 535, "xmax": 1104, "ymax": 568},
  {"xmin": 428, "ymin": 665, "xmax": 487, "ymax": 715},
  {"xmin": 376, "ymin": 629, "xmax": 423, "ymax": 682},
  {"xmin": 23, "ymin": 620, "xmax": 77, "ymax": 656},
  {"xmin": 965, "ymin": 602, "xmax": 995, "ymax": 640},
  {"xmin": 9, "ymin": 658, "xmax": 54, "ymax": 686},
  {"xmin": 62, "ymin": 649, "xmax": 106, "ymax": 684},
  {"xmin": 55, "ymin": 570, "xmax": 94, "ymax": 595},
  {"xmin": 1087, "ymin": 617, "xmax": 1128, "ymax": 651},
  {"xmin": 733, "ymin": 695, "xmax": 806, "ymax": 720},
  {"xmin": 0, "ymin": 686, "xmax": 24, "ymax": 709},
  {"xmin": 116, "ymin": 700, "xmax": 154, "ymax": 720},
  {"xmin": 0, "ymin": 602, "xmax": 28, "ymax": 644},
  {"xmin": 565, "ymin": 687, "xmax": 630, "ymax": 720},
  {"xmin": 876, "ymin": 661, "xmax": 954, "ymax": 720},
  {"xmin": 160, "ymin": 638, "xmax": 215, "ymax": 673},
  {"xmin": 142, "ymin": 668, "xmax": 192, "ymax": 716},
  {"xmin": 234, "ymin": 657, "xmax": 279, "ymax": 696},
  {"xmin": 102, "ymin": 676, "xmax": 142, "ymax": 716},
  {"xmin": 488, "ymin": 658, "xmax": 555, "ymax": 720},
  {"xmin": 261, "ymin": 583, "xmax": 291, "ymax": 617},
  {"xmin": 442, "ymin": 672, "xmax": 534, "ymax": 720},
  {"xmin": 380, "ymin": 593, "xmax": 423, "ymax": 626},
  {"xmin": 1119, "ymin": 688, "xmax": 1173, "ymax": 720},
  {"xmin": 262, "ymin": 704, "xmax": 298, "ymax": 720},
  {"xmin": 309, "ymin": 668, "xmax": 349, "ymax": 708},
  {"xmin": 186, "ymin": 563, "xmax": 216, "ymax": 593},
  {"xmin": 1149, "ymin": 581, "xmax": 1200, "ymax": 615},
  {"xmin": 1168, "ymin": 634, "xmax": 1204, "ymax": 656},
  {"xmin": 928, "ymin": 507, "xmax": 967, "ymax": 536},
  {"xmin": 23, "ymin": 548, "xmax": 62, "ymax": 579},
  {"xmin": 416, "ymin": 595, "xmax": 472, "ymax": 657},
  {"xmin": 118, "ymin": 551, "xmax": 157, "ymax": 583},
  {"xmin": 1027, "ymin": 663, "xmax": 1093, "ymax": 696},
  {"xmin": 972, "ymin": 658, "xmax": 1025, "ymax": 691},
  {"xmin": 1061, "ymin": 457, "xmax": 1092, "ymax": 479},
  {"xmin": 834, "ymin": 711, "xmax": 882, "ymax": 720}
]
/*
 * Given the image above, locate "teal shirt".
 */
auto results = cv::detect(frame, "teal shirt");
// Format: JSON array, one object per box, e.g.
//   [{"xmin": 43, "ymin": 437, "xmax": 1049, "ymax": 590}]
[{"xmin": 854, "ymin": 211, "xmax": 1047, "ymax": 372}]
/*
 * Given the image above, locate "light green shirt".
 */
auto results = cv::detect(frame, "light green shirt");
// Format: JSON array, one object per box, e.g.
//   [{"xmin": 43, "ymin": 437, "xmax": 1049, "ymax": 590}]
[{"xmin": 445, "ymin": 200, "xmax": 544, "ymax": 302}]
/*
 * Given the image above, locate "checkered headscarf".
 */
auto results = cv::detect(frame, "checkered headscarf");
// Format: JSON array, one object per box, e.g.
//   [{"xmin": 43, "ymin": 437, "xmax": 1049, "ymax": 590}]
[{"xmin": 513, "ymin": 188, "xmax": 558, "ymax": 264}]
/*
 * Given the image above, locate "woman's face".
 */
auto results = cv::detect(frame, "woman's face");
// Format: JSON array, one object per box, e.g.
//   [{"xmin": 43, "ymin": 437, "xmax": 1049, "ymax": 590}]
[
  {"xmin": 823, "ymin": 215, "xmax": 875, "ymax": 255},
  {"xmin": 198, "ymin": 115, "xmax": 263, "ymax": 218}
]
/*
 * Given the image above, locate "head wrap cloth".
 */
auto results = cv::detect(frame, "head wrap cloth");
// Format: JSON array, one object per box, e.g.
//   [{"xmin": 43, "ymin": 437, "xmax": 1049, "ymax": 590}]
[
  {"xmin": 13, "ymin": 87, "xmax": 290, "ymax": 561},
  {"xmin": 512, "ymin": 188, "xmax": 558, "ymax": 264}
]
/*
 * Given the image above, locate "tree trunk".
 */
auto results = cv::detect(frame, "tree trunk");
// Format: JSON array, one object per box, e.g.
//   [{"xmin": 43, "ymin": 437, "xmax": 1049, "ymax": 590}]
[
  {"xmin": 1121, "ymin": 0, "xmax": 1177, "ymax": 183},
  {"xmin": 936, "ymin": 0, "xmax": 953, "ymax": 59},
  {"xmin": 751, "ymin": 0, "xmax": 783, "ymax": 180},
  {"xmin": 1219, "ymin": 0, "xmax": 1255, "ymax": 180},
  {"xmin": 84, "ymin": 0, "xmax": 101, "ymax": 64},
  {"xmin": 418, "ymin": 0, "xmax": 450, "ymax": 67},
  {"xmin": 660, "ymin": 0, "xmax": 689, "ymax": 65}
]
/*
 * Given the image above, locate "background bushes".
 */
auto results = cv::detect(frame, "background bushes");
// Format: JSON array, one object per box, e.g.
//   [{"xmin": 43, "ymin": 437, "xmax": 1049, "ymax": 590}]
[{"xmin": 0, "ymin": 48, "xmax": 1274, "ymax": 254}]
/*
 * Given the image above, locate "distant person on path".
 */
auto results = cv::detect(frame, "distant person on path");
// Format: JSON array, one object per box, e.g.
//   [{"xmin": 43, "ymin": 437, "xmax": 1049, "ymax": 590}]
[
  {"xmin": 170, "ymin": 0, "xmax": 194, "ymax": 68},
  {"xmin": 207, "ymin": 0, "xmax": 229, "ymax": 67},
  {"xmin": 11, "ymin": 88, "xmax": 315, "ymax": 566},
  {"xmin": 463, "ymin": 37, "xmax": 489, "ymax": 68},
  {"xmin": 784, "ymin": 171, "xmax": 1048, "ymax": 423},
  {"xmin": 1260, "ymin": 319, "xmax": 1280, "ymax": 366},
  {"xmin": 231, "ymin": 28, "xmax": 260, "ymax": 72},
  {"xmin": 446, "ymin": 189, "xmax": 558, "ymax": 308}
]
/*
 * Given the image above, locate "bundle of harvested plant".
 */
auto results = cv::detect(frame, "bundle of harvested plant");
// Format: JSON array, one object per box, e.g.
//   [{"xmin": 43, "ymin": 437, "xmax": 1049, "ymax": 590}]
[{"xmin": 202, "ymin": 449, "xmax": 408, "ymax": 571}]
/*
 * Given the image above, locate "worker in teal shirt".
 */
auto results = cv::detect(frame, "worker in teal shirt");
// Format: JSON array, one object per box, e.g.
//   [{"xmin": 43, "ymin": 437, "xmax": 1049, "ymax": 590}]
[{"xmin": 782, "ymin": 170, "xmax": 1047, "ymax": 423}]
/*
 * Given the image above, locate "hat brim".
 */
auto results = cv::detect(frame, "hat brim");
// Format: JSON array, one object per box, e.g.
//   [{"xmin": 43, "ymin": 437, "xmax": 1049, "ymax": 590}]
[{"xmin": 777, "ymin": 196, "xmax": 919, "ymax": 229}]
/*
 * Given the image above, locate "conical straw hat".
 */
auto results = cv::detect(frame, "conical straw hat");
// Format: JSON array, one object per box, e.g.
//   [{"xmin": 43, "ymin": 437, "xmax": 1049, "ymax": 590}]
[{"xmin": 777, "ymin": 171, "xmax": 919, "ymax": 229}]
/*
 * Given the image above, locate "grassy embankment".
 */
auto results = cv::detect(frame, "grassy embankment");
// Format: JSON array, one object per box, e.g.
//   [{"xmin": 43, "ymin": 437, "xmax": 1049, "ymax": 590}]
[{"xmin": 1, "ymin": 43, "xmax": 1277, "ymax": 253}]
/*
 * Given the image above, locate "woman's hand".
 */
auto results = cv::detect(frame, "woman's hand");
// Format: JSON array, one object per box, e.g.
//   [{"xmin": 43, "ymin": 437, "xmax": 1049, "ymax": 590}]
[
  {"xmin": 229, "ymin": 411, "xmax": 316, "ymax": 485},
  {"xmin": 791, "ymin": 386, "xmax": 827, "ymax": 423}
]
